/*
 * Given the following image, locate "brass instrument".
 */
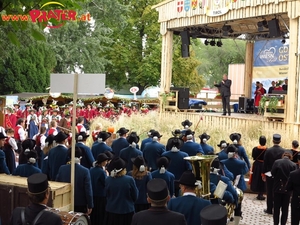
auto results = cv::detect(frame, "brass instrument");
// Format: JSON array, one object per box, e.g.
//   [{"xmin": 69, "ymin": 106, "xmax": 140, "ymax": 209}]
[
  {"xmin": 184, "ymin": 155, "xmax": 217, "ymax": 199},
  {"xmin": 224, "ymin": 184, "xmax": 244, "ymax": 220}
]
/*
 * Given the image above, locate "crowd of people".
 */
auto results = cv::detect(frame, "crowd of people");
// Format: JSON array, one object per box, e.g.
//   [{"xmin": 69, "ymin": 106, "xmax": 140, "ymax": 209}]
[{"xmin": 0, "ymin": 116, "xmax": 300, "ymax": 225}]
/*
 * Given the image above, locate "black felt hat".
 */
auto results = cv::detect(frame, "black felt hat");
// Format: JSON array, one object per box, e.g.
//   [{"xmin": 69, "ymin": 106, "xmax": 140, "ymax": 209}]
[
  {"xmin": 27, "ymin": 173, "xmax": 49, "ymax": 194},
  {"xmin": 199, "ymin": 133, "xmax": 210, "ymax": 140},
  {"xmin": 217, "ymin": 140, "xmax": 228, "ymax": 148},
  {"xmin": 127, "ymin": 132, "xmax": 140, "ymax": 144},
  {"xmin": 292, "ymin": 140, "xmax": 299, "ymax": 148},
  {"xmin": 104, "ymin": 151, "xmax": 115, "ymax": 160},
  {"xmin": 97, "ymin": 131, "xmax": 111, "ymax": 141},
  {"xmin": 45, "ymin": 135, "xmax": 55, "ymax": 146},
  {"xmin": 147, "ymin": 178, "xmax": 169, "ymax": 201},
  {"xmin": 171, "ymin": 129, "xmax": 182, "ymax": 137},
  {"xmin": 55, "ymin": 131, "xmax": 68, "ymax": 142},
  {"xmin": 168, "ymin": 138, "xmax": 182, "ymax": 149},
  {"xmin": 108, "ymin": 157, "xmax": 126, "ymax": 171},
  {"xmin": 175, "ymin": 170, "xmax": 197, "ymax": 187},
  {"xmin": 97, "ymin": 153, "xmax": 110, "ymax": 164},
  {"xmin": 184, "ymin": 129, "xmax": 195, "ymax": 136},
  {"xmin": 200, "ymin": 205, "xmax": 228, "ymax": 225},
  {"xmin": 181, "ymin": 119, "xmax": 193, "ymax": 127},
  {"xmin": 226, "ymin": 144, "xmax": 238, "ymax": 153},
  {"xmin": 76, "ymin": 132, "xmax": 89, "ymax": 141},
  {"xmin": 117, "ymin": 127, "xmax": 129, "ymax": 135},
  {"xmin": 151, "ymin": 131, "xmax": 162, "ymax": 138},
  {"xmin": 148, "ymin": 129, "xmax": 156, "ymax": 136},
  {"xmin": 157, "ymin": 157, "xmax": 169, "ymax": 168},
  {"xmin": 131, "ymin": 156, "xmax": 145, "ymax": 169},
  {"xmin": 22, "ymin": 139, "xmax": 36, "ymax": 151},
  {"xmin": 229, "ymin": 133, "xmax": 241, "ymax": 142},
  {"xmin": 0, "ymin": 132, "xmax": 7, "ymax": 139},
  {"xmin": 273, "ymin": 134, "xmax": 281, "ymax": 142},
  {"xmin": 211, "ymin": 158, "xmax": 220, "ymax": 169}
]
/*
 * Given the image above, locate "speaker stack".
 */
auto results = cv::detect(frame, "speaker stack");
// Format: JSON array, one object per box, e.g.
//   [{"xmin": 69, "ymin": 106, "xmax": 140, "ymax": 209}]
[
  {"xmin": 180, "ymin": 31, "xmax": 190, "ymax": 58},
  {"xmin": 268, "ymin": 19, "xmax": 281, "ymax": 38},
  {"xmin": 171, "ymin": 87, "xmax": 190, "ymax": 109}
]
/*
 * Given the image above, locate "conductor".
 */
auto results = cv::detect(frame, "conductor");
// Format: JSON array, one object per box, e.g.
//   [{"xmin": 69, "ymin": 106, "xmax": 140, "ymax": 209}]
[{"xmin": 214, "ymin": 74, "xmax": 232, "ymax": 116}]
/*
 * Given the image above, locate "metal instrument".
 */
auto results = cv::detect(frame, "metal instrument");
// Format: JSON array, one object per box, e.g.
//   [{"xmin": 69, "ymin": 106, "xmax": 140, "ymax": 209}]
[{"xmin": 184, "ymin": 155, "xmax": 217, "ymax": 199}]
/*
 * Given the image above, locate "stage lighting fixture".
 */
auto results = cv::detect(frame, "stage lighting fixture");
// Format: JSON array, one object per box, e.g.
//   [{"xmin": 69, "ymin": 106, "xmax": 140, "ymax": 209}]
[
  {"xmin": 281, "ymin": 38, "xmax": 286, "ymax": 44},
  {"xmin": 204, "ymin": 39, "xmax": 210, "ymax": 45},
  {"xmin": 222, "ymin": 25, "xmax": 233, "ymax": 36},
  {"xmin": 210, "ymin": 39, "xmax": 216, "ymax": 46},
  {"xmin": 257, "ymin": 20, "xmax": 268, "ymax": 32},
  {"xmin": 217, "ymin": 40, "xmax": 223, "ymax": 47}
]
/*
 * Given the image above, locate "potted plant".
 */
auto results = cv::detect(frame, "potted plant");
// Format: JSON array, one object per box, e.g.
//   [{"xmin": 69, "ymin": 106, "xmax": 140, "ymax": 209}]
[
  {"xmin": 258, "ymin": 95, "xmax": 268, "ymax": 115},
  {"xmin": 160, "ymin": 91, "xmax": 175, "ymax": 105},
  {"xmin": 268, "ymin": 96, "xmax": 279, "ymax": 114}
]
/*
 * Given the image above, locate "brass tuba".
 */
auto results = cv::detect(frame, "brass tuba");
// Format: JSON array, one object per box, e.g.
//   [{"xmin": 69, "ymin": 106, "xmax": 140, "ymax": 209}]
[{"xmin": 184, "ymin": 155, "xmax": 217, "ymax": 199}]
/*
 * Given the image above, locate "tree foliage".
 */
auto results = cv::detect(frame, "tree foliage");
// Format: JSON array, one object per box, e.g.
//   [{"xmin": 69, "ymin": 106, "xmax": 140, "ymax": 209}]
[{"xmin": 193, "ymin": 39, "xmax": 246, "ymax": 88}]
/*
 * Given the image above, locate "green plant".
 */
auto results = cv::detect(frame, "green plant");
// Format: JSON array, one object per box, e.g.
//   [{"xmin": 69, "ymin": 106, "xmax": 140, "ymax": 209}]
[
  {"xmin": 160, "ymin": 91, "xmax": 175, "ymax": 105},
  {"xmin": 268, "ymin": 96, "xmax": 279, "ymax": 114},
  {"xmin": 258, "ymin": 96, "xmax": 268, "ymax": 115}
]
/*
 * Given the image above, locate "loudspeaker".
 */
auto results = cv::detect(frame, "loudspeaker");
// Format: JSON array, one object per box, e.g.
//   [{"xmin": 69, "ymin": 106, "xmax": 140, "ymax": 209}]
[
  {"xmin": 180, "ymin": 31, "xmax": 190, "ymax": 45},
  {"xmin": 268, "ymin": 19, "xmax": 281, "ymax": 38},
  {"xmin": 178, "ymin": 98, "xmax": 189, "ymax": 109},
  {"xmin": 238, "ymin": 97, "xmax": 248, "ymax": 111},
  {"xmin": 171, "ymin": 87, "xmax": 190, "ymax": 99},
  {"xmin": 181, "ymin": 44, "xmax": 190, "ymax": 58}
]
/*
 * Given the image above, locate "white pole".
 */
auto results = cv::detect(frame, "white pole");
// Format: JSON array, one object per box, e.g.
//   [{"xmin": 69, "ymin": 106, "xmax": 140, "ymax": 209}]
[{"xmin": 70, "ymin": 73, "xmax": 78, "ymax": 211}]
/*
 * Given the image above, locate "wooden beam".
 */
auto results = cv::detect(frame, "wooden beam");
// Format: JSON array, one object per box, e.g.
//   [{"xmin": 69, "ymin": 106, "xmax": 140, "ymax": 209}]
[
  {"xmin": 244, "ymin": 41, "xmax": 254, "ymax": 98},
  {"xmin": 286, "ymin": 17, "xmax": 299, "ymax": 123},
  {"xmin": 160, "ymin": 30, "xmax": 173, "ymax": 93}
]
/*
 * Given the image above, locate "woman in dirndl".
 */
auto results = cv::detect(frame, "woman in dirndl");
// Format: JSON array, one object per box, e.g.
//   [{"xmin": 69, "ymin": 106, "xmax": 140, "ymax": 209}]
[
  {"xmin": 128, "ymin": 156, "xmax": 152, "ymax": 212},
  {"xmin": 26, "ymin": 108, "xmax": 39, "ymax": 139},
  {"xmin": 90, "ymin": 153, "xmax": 109, "ymax": 225},
  {"xmin": 104, "ymin": 157, "xmax": 138, "ymax": 225},
  {"xmin": 250, "ymin": 136, "xmax": 267, "ymax": 200}
]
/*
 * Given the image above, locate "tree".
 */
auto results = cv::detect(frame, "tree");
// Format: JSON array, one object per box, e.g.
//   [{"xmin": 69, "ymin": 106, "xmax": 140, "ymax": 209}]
[
  {"xmin": 0, "ymin": 25, "xmax": 56, "ymax": 94},
  {"xmin": 193, "ymin": 39, "xmax": 246, "ymax": 88}
]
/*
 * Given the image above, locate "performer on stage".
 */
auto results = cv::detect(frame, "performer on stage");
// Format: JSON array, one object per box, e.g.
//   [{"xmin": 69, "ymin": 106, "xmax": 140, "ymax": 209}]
[
  {"xmin": 254, "ymin": 82, "xmax": 265, "ymax": 114},
  {"xmin": 214, "ymin": 74, "xmax": 232, "ymax": 116},
  {"xmin": 10, "ymin": 173, "xmax": 63, "ymax": 225}
]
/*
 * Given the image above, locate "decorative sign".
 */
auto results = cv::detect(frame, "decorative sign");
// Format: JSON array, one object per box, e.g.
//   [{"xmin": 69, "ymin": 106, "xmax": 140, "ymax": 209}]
[
  {"xmin": 130, "ymin": 86, "xmax": 139, "ymax": 100},
  {"xmin": 49, "ymin": 92, "xmax": 61, "ymax": 98},
  {"xmin": 104, "ymin": 88, "xmax": 115, "ymax": 99},
  {"xmin": 206, "ymin": 4, "xmax": 230, "ymax": 16},
  {"xmin": 177, "ymin": 0, "xmax": 184, "ymax": 12},
  {"xmin": 184, "ymin": 0, "xmax": 190, "ymax": 11},
  {"xmin": 192, "ymin": 0, "xmax": 198, "ymax": 9}
]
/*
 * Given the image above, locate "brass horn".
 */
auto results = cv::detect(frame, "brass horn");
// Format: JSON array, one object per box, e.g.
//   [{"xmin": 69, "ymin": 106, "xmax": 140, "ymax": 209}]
[{"xmin": 184, "ymin": 155, "xmax": 217, "ymax": 199}]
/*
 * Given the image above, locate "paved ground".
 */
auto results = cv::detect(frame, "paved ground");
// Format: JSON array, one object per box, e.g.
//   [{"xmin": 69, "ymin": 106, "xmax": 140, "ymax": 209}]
[{"xmin": 228, "ymin": 193, "xmax": 291, "ymax": 225}]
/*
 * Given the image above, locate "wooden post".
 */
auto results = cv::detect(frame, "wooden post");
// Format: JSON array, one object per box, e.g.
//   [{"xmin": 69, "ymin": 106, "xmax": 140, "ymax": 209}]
[
  {"xmin": 244, "ymin": 41, "xmax": 254, "ymax": 98},
  {"xmin": 160, "ymin": 30, "xmax": 173, "ymax": 93},
  {"xmin": 286, "ymin": 18, "xmax": 299, "ymax": 123},
  {"xmin": 70, "ymin": 73, "xmax": 78, "ymax": 211}
]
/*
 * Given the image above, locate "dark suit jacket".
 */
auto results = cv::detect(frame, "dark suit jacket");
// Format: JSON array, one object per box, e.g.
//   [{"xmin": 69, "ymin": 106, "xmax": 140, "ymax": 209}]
[
  {"xmin": 10, "ymin": 204, "xmax": 62, "ymax": 225},
  {"xmin": 214, "ymin": 79, "xmax": 232, "ymax": 97},
  {"xmin": 143, "ymin": 141, "xmax": 166, "ymax": 170},
  {"xmin": 47, "ymin": 145, "xmax": 68, "ymax": 181},
  {"xmin": 76, "ymin": 142, "xmax": 95, "ymax": 169},
  {"xmin": 180, "ymin": 141, "xmax": 204, "ymax": 156},
  {"xmin": 132, "ymin": 206, "xmax": 187, "ymax": 225},
  {"xmin": 168, "ymin": 195, "xmax": 211, "ymax": 225},
  {"xmin": 111, "ymin": 137, "xmax": 129, "ymax": 157},
  {"xmin": 287, "ymin": 169, "xmax": 300, "ymax": 206},
  {"xmin": 263, "ymin": 145, "xmax": 286, "ymax": 174},
  {"xmin": 91, "ymin": 142, "xmax": 112, "ymax": 160}
]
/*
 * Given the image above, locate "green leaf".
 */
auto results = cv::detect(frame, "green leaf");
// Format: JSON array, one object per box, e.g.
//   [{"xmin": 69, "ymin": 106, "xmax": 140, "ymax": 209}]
[
  {"xmin": 31, "ymin": 28, "xmax": 46, "ymax": 41},
  {"xmin": 7, "ymin": 31, "xmax": 20, "ymax": 46}
]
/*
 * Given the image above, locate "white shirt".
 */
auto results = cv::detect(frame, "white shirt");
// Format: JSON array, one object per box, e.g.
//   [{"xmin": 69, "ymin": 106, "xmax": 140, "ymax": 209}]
[
  {"xmin": 183, "ymin": 192, "xmax": 197, "ymax": 197},
  {"xmin": 17, "ymin": 125, "xmax": 26, "ymax": 141},
  {"xmin": 33, "ymin": 133, "xmax": 47, "ymax": 149},
  {"xmin": 27, "ymin": 114, "xmax": 38, "ymax": 126},
  {"xmin": 77, "ymin": 124, "xmax": 87, "ymax": 133},
  {"xmin": 8, "ymin": 137, "xmax": 18, "ymax": 150},
  {"xmin": 0, "ymin": 126, "xmax": 6, "ymax": 136}
]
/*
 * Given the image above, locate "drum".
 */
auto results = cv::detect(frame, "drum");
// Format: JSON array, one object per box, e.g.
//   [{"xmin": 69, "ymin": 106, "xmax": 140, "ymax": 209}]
[{"xmin": 48, "ymin": 209, "xmax": 90, "ymax": 225}]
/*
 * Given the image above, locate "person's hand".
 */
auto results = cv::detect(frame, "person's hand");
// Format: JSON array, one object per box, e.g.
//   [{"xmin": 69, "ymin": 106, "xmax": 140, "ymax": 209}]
[
  {"xmin": 222, "ymin": 80, "xmax": 225, "ymax": 84},
  {"xmin": 87, "ymin": 208, "xmax": 92, "ymax": 215}
]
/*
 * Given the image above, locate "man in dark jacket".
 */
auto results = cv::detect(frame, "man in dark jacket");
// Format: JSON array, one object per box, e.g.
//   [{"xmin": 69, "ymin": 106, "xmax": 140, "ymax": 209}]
[
  {"xmin": 10, "ymin": 173, "xmax": 62, "ymax": 225},
  {"xmin": 214, "ymin": 74, "xmax": 232, "ymax": 116},
  {"xmin": 111, "ymin": 127, "xmax": 129, "ymax": 157},
  {"xmin": 132, "ymin": 178, "xmax": 186, "ymax": 225},
  {"xmin": 286, "ymin": 153, "xmax": 300, "ymax": 225},
  {"xmin": 262, "ymin": 134, "xmax": 286, "ymax": 215},
  {"xmin": 271, "ymin": 152, "xmax": 297, "ymax": 225}
]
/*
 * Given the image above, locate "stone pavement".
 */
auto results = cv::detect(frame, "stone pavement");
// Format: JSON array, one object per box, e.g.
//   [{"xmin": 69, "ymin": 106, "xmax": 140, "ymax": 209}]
[{"xmin": 228, "ymin": 193, "xmax": 291, "ymax": 225}]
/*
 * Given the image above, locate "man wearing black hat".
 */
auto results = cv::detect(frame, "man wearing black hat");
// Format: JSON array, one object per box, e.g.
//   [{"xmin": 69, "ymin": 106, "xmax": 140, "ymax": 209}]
[
  {"xmin": 168, "ymin": 171, "xmax": 211, "ymax": 225},
  {"xmin": 143, "ymin": 131, "xmax": 166, "ymax": 171},
  {"xmin": 166, "ymin": 129, "xmax": 184, "ymax": 151},
  {"xmin": 287, "ymin": 153, "xmax": 300, "ymax": 225},
  {"xmin": 181, "ymin": 129, "xmax": 204, "ymax": 156},
  {"xmin": 111, "ymin": 127, "xmax": 130, "ymax": 157},
  {"xmin": 214, "ymin": 74, "xmax": 232, "ymax": 116},
  {"xmin": 262, "ymin": 134, "xmax": 286, "ymax": 215},
  {"xmin": 75, "ymin": 132, "xmax": 95, "ymax": 169},
  {"xmin": 47, "ymin": 131, "xmax": 69, "ymax": 181},
  {"xmin": 91, "ymin": 131, "xmax": 112, "ymax": 160},
  {"xmin": 10, "ymin": 173, "xmax": 62, "ymax": 225},
  {"xmin": 132, "ymin": 178, "xmax": 187, "ymax": 225},
  {"xmin": 0, "ymin": 132, "xmax": 10, "ymax": 174},
  {"xmin": 199, "ymin": 133, "xmax": 214, "ymax": 155},
  {"xmin": 141, "ymin": 129, "xmax": 155, "ymax": 152}
]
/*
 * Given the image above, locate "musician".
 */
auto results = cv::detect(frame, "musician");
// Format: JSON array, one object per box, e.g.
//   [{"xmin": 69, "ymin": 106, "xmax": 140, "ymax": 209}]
[
  {"xmin": 141, "ymin": 129, "xmax": 155, "ymax": 152},
  {"xmin": 143, "ymin": 131, "xmax": 166, "ymax": 171},
  {"xmin": 180, "ymin": 129, "xmax": 204, "ymax": 156},
  {"xmin": 33, "ymin": 127, "xmax": 47, "ymax": 169},
  {"xmin": 3, "ymin": 128, "xmax": 18, "ymax": 174},
  {"xmin": 48, "ymin": 120, "xmax": 58, "ymax": 136},
  {"xmin": 165, "ymin": 129, "xmax": 184, "ymax": 151},
  {"xmin": 58, "ymin": 113, "xmax": 71, "ymax": 135},
  {"xmin": 91, "ymin": 131, "xmax": 112, "ymax": 160},
  {"xmin": 75, "ymin": 132, "xmax": 95, "ymax": 169},
  {"xmin": 26, "ymin": 108, "xmax": 39, "ymax": 139},
  {"xmin": 200, "ymin": 205, "xmax": 228, "ymax": 225},
  {"xmin": 229, "ymin": 133, "xmax": 251, "ymax": 170},
  {"xmin": 167, "ymin": 170, "xmax": 211, "ymax": 225},
  {"xmin": 56, "ymin": 147, "xmax": 94, "ymax": 214},
  {"xmin": 76, "ymin": 116, "xmax": 87, "ymax": 133},
  {"xmin": 132, "ymin": 178, "xmax": 187, "ymax": 225},
  {"xmin": 111, "ymin": 127, "xmax": 130, "ymax": 157},
  {"xmin": 10, "ymin": 173, "xmax": 63, "ymax": 225},
  {"xmin": 151, "ymin": 156, "xmax": 175, "ymax": 195},
  {"xmin": 38, "ymin": 108, "xmax": 50, "ymax": 130},
  {"xmin": 221, "ymin": 144, "xmax": 249, "ymax": 225},
  {"xmin": 13, "ymin": 102, "xmax": 23, "ymax": 120},
  {"xmin": 289, "ymin": 140, "xmax": 300, "ymax": 167},
  {"xmin": 14, "ymin": 118, "xmax": 26, "ymax": 143},
  {"xmin": 119, "ymin": 133, "xmax": 143, "ymax": 172},
  {"xmin": 91, "ymin": 123, "xmax": 103, "ymax": 143},
  {"xmin": 4, "ymin": 106, "xmax": 17, "ymax": 130},
  {"xmin": 50, "ymin": 108, "xmax": 61, "ymax": 122},
  {"xmin": 0, "ymin": 132, "xmax": 10, "ymax": 174},
  {"xmin": 199, "ymin": 133, "xmax": 214, "ymax": 155},
  {"xmin": 13, "ymin": 148, "xmax": 41, "ymax": 177},
  {"xmin": 217, "ymin": 140, "xmax": 229, "ymax": 161}
]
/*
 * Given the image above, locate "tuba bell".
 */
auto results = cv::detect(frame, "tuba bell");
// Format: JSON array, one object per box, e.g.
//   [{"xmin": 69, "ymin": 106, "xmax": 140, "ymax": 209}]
[{"xmin": 184, "ymin": 155, "xmax": 217, "ymax": 199}]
